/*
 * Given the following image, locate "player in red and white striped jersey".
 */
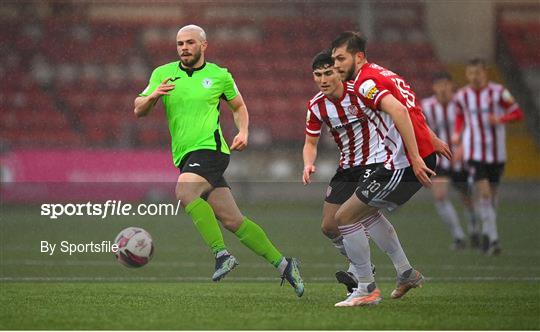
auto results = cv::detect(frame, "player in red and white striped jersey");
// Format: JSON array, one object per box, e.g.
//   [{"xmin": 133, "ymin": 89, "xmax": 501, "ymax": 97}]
[
  {"xmin": 452, "ymin": 58, "xmax": 524, "ymax": 255},
  {"xmin": 421, "ymin": 72, "xmax": 478, "ymax": 250},
  {"xmin": 329, "ymin": 32, "xmax": 451, "ymax": 307},
  {"xmin": 303, "ymin": 51, "xmax": 386, "ymax": 294},
  {"xmin": 305, "ymin": 82, "xmax": 387, "ymax": 169}
]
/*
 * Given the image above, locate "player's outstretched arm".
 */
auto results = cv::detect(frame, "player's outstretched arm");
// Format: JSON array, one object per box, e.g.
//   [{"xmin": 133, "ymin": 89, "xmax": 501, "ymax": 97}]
[
  {"xmin": 133, "ymin": 77, "xmax": 174, "ymax": 118},
  {"xmin": 380, "ymin": 94, "xmax": 435, "ymax": 187},
  {"xmin": 227, "ymin": 94, "xmax": 249, "ymax": 151},
  {"xmin": 302, "ymin": 135, "xmax": 319, "ymax": 185}
]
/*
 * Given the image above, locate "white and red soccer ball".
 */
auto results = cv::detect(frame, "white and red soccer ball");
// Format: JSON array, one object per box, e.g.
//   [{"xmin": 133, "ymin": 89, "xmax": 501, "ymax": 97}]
[{"xmin": 114, "ymin": 227, "xmax": 154, "ymax": 268}]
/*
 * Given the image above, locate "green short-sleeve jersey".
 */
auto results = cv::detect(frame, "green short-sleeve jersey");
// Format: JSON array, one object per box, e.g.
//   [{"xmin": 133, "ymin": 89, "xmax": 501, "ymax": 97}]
[{"xmin": 140, "ymin": 61, "xmax": 239, "ymax": 166}]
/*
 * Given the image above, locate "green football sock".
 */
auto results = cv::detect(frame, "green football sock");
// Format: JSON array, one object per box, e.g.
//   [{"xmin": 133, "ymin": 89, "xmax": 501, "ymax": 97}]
[
  {"xmin": 234, "ymin": 217, "xmax": 284, "ymax": 267},
  {"xmin": 185, "ymin": 198, "xmax": 226, "ymax": 255}
]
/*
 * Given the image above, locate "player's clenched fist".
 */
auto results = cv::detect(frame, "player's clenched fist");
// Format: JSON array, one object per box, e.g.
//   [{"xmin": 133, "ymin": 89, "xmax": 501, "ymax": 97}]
[{"xmin": 149, "ymin": 77, "xmax": 175, "ymax": 99}]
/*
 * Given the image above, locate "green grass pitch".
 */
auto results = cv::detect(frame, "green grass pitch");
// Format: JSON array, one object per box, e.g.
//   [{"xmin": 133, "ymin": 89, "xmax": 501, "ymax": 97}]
[{"xmin": 1, "ymin": 197, "xmax": 539, "ymax": 329}]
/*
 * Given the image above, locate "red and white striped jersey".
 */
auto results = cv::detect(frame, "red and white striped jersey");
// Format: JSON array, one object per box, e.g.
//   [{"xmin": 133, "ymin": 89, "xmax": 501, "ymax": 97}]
[
  {"xmin": 353, "ymin": 62, "xmax": 435, "ymax": 170},
  {"xmin": 454, "ymin": 82, "xmax": 522, "ymax": 163},
  {"xmin": 421, "ymin": 96, "xmax": 464, "ymax": 172},
  {"xmin": 306, "ymin": 81, "xmax": 387, "ymax": 169}
]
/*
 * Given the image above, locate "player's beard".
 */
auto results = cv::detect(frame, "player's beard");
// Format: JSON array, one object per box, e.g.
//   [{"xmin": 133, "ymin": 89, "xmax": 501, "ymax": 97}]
[
  {"xmin": 344, "ymin": 64, "xmax": 356, "ymax": 81},
  {"xmin": 180, "ymin": 47, "xmax": 202, "ymax": 68}
]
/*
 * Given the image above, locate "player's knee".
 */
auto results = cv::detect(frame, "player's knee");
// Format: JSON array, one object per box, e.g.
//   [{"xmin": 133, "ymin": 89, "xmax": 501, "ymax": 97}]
[
  {"xmin": 220, "ymin": 215, "xmax": 243, "ymax": 232},
  {"xmin": 321, "ymin": 224, "xmax": 339, "ymax": 239},
  {"xmin": 478, "ymin": 189, "xmax": 492, "ymax": 200},
  {"xmin": 175, "ymin": 188, "xmax": 198, "ymax": 207},
  {"xmin": 433, "ymin": 192, "xmax": 446, "ymax": 202}
]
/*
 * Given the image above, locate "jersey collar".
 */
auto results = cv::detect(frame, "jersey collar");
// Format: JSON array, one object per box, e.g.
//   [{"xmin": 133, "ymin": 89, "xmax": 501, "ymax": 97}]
[
  {"xmin": 353, "ymin": 62, "xmax": 370, "ymax": 82},
  {"xmin": 179, "ymin": 61, "xmax": 206, "ymax": 77}
]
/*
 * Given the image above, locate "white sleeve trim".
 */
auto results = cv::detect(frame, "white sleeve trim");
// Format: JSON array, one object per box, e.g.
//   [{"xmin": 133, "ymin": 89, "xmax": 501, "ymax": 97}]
[
  {"xmin": 507, "ymin": 104, "xmax": 518, "ymax": 113},
  {"xmin": 374, "ymin": 89, "xmax": 390, "ymax": 107}
]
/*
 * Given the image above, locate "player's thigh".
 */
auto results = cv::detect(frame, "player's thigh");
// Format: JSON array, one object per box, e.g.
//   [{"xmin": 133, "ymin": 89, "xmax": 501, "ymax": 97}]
[
  {"xmin": 176, "ymin": 173, "xmax": 213, "ymax": 205},
  {"xmin": 321, "ymin": 202, "xmax": 341, "ymax": 237},
  {"xmin": 431, "ymin": 176, "xmax": 450, "ymax": 201},
  {"xmin": 335, "ymin": 194, "xmax": 378, "ymax": 226},
  {"xmin": 206, "ymin": 187, "xmax": 244, "ymax": 231},
  {"xmin": 488, "ymin": 163, "xmax": 504, "ymax": 197},
  {"xmin": 474, "ymin": 178, "xmax": 492, "ymax": 199}
]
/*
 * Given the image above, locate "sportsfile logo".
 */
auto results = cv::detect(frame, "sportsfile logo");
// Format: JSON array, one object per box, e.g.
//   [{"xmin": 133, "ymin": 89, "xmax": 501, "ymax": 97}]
[{"xmin": 40, "ymin": 200, "xmax": 182, "ymax": 220}]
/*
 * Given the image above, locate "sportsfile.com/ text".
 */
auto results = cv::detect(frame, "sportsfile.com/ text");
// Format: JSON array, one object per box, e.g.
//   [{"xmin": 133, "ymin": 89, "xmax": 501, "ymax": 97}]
[{"xmin": 40, "ymin": 200, "xmax": 182, "ymax": 220}]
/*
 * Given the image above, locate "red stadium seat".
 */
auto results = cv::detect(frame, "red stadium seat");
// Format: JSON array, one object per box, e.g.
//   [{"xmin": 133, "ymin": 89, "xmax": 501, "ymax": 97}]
[{"xmin": 2, "ymin": 2, "xmax": 446, "ymax": 148}]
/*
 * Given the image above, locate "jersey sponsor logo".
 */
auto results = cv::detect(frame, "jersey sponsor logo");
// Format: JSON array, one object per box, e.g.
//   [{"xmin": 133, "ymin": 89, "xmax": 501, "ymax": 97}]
[
  {"xmin": 359, "ymin": 79, "xmax": 379, "ymax": 100},
  {"xmin": 188, "ymin": 163, "xmax": 201, "ymax": 167},
  {"xmin": 202, "ymin": 78, "xmax": 213, "ymax": 88},
  {"xmin": 332, "ymin": 118, "xmax": 361, "ymax": 130},
  {"xmin": 169, "ymin": 77, "xmax": 181, "ymax": 82}
]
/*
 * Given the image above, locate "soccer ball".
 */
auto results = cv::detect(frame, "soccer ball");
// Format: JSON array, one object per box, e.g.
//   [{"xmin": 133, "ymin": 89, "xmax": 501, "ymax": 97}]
[{"xmin": 114, "ymin": 227, "xmax": 154, "ymax": 268}]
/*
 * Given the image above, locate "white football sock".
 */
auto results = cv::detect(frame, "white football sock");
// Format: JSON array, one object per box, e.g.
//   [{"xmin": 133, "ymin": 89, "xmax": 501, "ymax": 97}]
[
  {"xmin": 330, "ymin": 235, "xmax": 358, "ymax": 277},
  {"xmin": 277, "ymin": 257, "xmax": 288, "ymax": 274},
  {"xmin": 464, "ymin": 207, "xmax": 479, "ymax": 234},
  {"xmin": 435, "ymin": 200, "xmax": 465, "ymax": 240},
  {"xmin": 362, "ymin": 212, "xmax": 412, "ymax": 275},
  {"xmin": 477, "ymin": 198, "xmax": 498, "ymax": 242},
  {"xmin": 331, "ymin": 235, "xmax": 348, "ymax": 256},
  {"xmin": 338, "ymin": 219, "xmax": 374, "ymax": 283},
  {"xmin": 347, "ymin": 262, "xmax": 356, "ymax": 276},
  {"xmin": 216, "ymin": 249, "xmax": 230, "ymax": 258}
]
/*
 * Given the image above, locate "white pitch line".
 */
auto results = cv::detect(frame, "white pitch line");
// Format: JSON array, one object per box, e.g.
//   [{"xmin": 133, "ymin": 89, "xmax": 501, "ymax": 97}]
[
  {"xmin": 3, "ymin": 246, "xmax": 540, "ymax": 257},
  {"xmin": 2, "ymin": 259, "xmax": 540, "ymax": 272},
  {"xmin": 3, "ymin": 275, "xmax": 539, "ymax": 282}
]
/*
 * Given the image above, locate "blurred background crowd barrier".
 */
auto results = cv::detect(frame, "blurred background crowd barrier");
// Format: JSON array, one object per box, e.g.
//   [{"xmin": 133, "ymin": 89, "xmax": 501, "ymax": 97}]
[{"xmin": 1, "ymin": 0, "xmax": 538, "ymax": 203}]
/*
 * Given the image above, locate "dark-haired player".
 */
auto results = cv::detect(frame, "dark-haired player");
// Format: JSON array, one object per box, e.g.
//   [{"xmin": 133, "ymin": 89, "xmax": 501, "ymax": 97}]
[
  {"xmin": 452, "ymin": 58, "xmax": 524, "ymax": 255},
  {"xmin": 421, "ymin": 72, "xmax": 478, "ymax": 250},
  {"xmin": 303, "ymin": 50, "xmax": 385, "ymax": 294},
  {"xmin": 330, "ymin": 32, "xmax": 450, "ymax": 307}
]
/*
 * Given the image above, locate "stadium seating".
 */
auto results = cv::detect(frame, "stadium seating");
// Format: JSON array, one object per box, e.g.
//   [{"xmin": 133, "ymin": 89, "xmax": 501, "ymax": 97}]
[
  {"xmin": 499, "ymin": 21, "xmax": 540, "ymax": 109},
  {"xmin": 0, "ymin": 1, "xmax": 443, "ymax": 149}
]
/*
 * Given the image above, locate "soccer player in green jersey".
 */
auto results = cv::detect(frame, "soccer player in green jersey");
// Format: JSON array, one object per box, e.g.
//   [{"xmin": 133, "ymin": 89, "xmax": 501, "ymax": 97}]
[{"xmin": 133, "ymin": 24, "xmax": 304, "ymax": 297}]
